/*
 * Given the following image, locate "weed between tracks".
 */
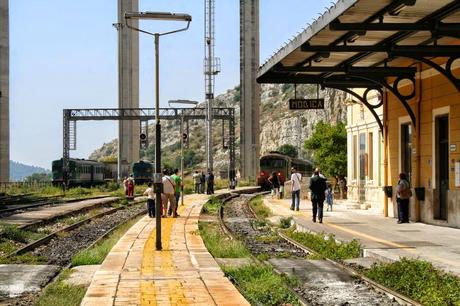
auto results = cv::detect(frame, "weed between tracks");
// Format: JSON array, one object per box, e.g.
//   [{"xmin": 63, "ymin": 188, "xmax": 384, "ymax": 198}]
[
  {"xmin": 35, "ymin": 269, "xmax": 86, "ymax": 306},
  {"xmin": 284, "ymin": 229, "xmax": 361, "ymax": 260},
  {"xmin": 364, "ymin": 258, "xmax": 460, "ymax": 306},
  {"xmin": 223, "ymin": 264, "xmax": 301, "ymax": 306},
  {"xmin": 198, "ymin": 221, "xmax": 250, "ymax": 258},
  {"xmin": 249, "ymin": 195, "xmax": 272, "ymax": 219}
]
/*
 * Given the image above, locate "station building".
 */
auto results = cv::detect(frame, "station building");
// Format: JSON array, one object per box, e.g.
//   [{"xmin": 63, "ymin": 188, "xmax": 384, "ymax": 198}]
[{"xmin": 257, "ymin": 0, "xmax": 460, "ymax": 228}]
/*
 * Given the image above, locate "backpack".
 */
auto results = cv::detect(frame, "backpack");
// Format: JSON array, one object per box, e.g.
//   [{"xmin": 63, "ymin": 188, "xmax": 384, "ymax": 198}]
[{"xmin": 399, "ymin": 180, "xmax": 412, "ymax": 199}]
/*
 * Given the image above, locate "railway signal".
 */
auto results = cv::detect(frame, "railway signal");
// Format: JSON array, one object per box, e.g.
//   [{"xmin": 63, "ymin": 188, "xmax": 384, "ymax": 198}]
[
  {"xmin": 139, "ymin": 133, "xmax": 147, "ymax": 149},
  {"xmin": 182, "ymin": 133, "xmax": 188, "ymax": 144}
]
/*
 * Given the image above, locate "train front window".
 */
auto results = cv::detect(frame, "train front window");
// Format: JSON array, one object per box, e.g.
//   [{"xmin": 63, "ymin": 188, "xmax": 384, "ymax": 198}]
[{"xmin": 261, "ymin": 158, "xmax": 285, "ymax": 169}]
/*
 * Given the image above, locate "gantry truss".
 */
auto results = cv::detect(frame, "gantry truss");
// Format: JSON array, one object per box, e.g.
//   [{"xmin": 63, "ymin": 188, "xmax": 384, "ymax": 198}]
[{"xmin": 63, "ymin": 107, "xmax": 236, "ymax": 184}]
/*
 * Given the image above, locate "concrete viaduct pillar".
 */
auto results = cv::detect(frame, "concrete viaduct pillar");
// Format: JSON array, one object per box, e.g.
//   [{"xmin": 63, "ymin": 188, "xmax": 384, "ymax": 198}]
[
  {"xmin": 240, "ymin": 0, "xmax": 260, "ymax": 180},
  {"xmin": 0, "ymin": 0, "xmax": 9, "ymax": 182},
  {"xmin": 117, "ymin": 0, "xmax": 139, "ymax": 179}
]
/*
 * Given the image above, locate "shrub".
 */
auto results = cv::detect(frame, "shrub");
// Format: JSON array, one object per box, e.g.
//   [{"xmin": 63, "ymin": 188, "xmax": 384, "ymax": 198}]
[
  {"xmin": 365, "ymin": 258, "xmax": 460, "ymax": 306},
  {"xmin": 286, "ymin": 230, "xmax": 361, "ymax": 260},
  {"xmin": 223, "ymin": 264, "xmax": 300, "ymax": 306}
]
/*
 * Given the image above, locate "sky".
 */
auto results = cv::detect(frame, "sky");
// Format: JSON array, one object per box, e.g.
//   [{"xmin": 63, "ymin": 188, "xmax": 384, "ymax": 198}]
[{"xmin": 9, "ymin": 0, "xmax": 332, "ymax": 169}]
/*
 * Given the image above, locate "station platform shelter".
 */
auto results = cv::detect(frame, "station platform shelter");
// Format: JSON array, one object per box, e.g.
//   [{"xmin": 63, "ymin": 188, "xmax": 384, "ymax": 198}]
[{"xmin": 257, "ymin": 0, "xmax": 460, "ymax": 228}]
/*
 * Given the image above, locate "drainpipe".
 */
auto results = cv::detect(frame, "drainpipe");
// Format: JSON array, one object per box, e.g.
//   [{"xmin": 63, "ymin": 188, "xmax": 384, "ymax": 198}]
[
  {"xmin": 414, "ymin": 62, "xmax": 422, "ymax": 222},
  {"xmin": 383, "ymin": 90, "xmax": 388, "ymax": 217}
]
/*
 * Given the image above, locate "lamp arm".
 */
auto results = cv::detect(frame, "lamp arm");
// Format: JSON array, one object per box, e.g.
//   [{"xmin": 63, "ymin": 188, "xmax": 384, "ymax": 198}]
[{"xmin": 125, "ymin": 18, "xmax": 191, "ymax": 37}]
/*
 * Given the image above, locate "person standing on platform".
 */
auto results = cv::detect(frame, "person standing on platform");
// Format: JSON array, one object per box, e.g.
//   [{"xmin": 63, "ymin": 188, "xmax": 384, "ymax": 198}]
[
  {"xmin": 206, "ymin": 170, "xmax": 215, "ymax": 194},
  {"xmin": 143, "ymin": 182, "xmax": 155, "ymax": 218},
  {"xmin": 290, "ymin": 167, "xmax": 302, "ymax": 211},
  {"xmin": 396, "ymin": 172, "xmax": 412, "ymax": 224},
  {"xmin": 310, "ymin": 168, "xmax": 327, "ymax": 223},
  {"xmin": 326, "ymin": 183, "xmax": 334, "ymax": 211},
  {"xmin": 268, "ymin": 172, "xmax": 280, "ymax": 199},
  {"xmin": 162, "ymin": 169, "xmax": 177, "ymax": 217},
  {"xmin": 200, "ymin": 171, "xmax": 206, "ymax": 194},
  {"xmin": 171, "ymin": 168, "xmax": 182, "ymax": 210},
  {"xmin": 123, "ymin": 177, "xmax": 129, "ymax": 196},
  {"xmin": 127, "ymin": 174, "xmax": 135, "ymax": 199},
  {"xmin": 193, "ymin": 171, "xmax": 201, "ymax": 194}
]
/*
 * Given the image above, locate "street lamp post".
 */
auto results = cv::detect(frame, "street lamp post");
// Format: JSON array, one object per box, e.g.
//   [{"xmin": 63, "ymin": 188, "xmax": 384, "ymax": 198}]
[{"xmin": 125, "ymin": 12, "xmax": 192, "ymax": 251}]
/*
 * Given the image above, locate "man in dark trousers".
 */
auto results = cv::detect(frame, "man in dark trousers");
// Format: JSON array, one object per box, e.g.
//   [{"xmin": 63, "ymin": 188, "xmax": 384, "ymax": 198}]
[{"xmin": 309, "ymin": 168, "xmax": 327, "ymax": 223}]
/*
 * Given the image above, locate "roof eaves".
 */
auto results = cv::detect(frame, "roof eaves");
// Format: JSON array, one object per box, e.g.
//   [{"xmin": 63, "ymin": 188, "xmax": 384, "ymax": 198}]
[{"xmin": 257, "ymin": 0, "xmax": 360, "ymax": 78}]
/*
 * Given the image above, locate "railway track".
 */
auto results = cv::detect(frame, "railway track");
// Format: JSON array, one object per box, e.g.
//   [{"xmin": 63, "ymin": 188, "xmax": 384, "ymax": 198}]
[
  {"xmin": 1, "ymin": 199, "xmax": 147, "ymax": 306},
  {"xmin": 218, "ymin": 194, "xmax": 420, "ymax": 306}
]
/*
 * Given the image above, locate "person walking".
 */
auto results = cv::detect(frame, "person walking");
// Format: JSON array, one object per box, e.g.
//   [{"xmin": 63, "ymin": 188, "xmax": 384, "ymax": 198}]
[
  {"xmin": 200, "ymin": 171, "xmax": 206, "ymax": 194},
  {"xmin": 193, "ymin": 171, "xmax": 201, "ymax": 194},
  {"xmin": 268, "ymin": 172, "xmax": 280, "ymax": 199},
  {"xmin": 290, "ymin": 167, "xmax": 302, "ymax": 211},
  {"xmin": 171, "ymin": 169, "xmax": 182, "ymax": 214},
  {"xmin": 310, "ymin": 168, "xmax": 327, "ymax": 223},
  {"xmin": 206, "ymin": 170, "xmax": 215, "ymax": 194},
  {"xmin": 325, "ymin": 183, "xmax": 334, "ymax": 211},
  {"xmin": 143, "ymin": 182, "xmax": 155, "ymax": 218},
  {"xmin": 396, "ymin": 172, "xmax": 412, "ymax": 223},
  {"xmin": 162, "ymin": 169, "xmax": 177, "ymax": 217}
]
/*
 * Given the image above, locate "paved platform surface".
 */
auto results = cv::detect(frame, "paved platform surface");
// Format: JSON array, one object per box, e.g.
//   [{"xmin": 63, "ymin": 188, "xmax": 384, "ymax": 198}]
[
  {"xmin": 265, "ymin": 197, "xmax": 460, "ymax": 276},
  {"xmin": 1, "ymin": 197, "xmax": 119, "ymax": 227},
  {"xmin": 81, "ymin": 191, "xmax": 251, "ymax": 306}
]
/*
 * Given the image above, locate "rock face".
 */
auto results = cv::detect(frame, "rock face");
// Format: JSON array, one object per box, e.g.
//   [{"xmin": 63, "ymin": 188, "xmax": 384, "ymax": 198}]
[{"xmin": 89, "ymin": 84, "xmax": 347, "ymax": 168}]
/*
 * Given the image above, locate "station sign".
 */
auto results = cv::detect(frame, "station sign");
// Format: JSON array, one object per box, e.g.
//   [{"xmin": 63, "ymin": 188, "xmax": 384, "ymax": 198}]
[{"xmin": 289, "ymin": 98, "xmax": 325, "ymax": 110}]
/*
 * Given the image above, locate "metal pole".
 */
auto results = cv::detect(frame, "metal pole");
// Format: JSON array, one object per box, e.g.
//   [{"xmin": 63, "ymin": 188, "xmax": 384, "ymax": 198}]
[
  {"xmin": 154, "ymin": 33, "xmax": 162, "ymax": 251},
  {"xmin": 180, "ymin": 113, "xmax": 184, "ymax": 206},
  {"xmin": 205, "ymin": 0, "xmax": 214, "ymax": 172}
]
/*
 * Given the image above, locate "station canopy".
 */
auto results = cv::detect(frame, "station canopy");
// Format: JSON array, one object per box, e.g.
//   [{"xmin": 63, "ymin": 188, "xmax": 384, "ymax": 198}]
[{"xmin": 257, "ymin": 0, "xmax": 460, "ymax": 91}]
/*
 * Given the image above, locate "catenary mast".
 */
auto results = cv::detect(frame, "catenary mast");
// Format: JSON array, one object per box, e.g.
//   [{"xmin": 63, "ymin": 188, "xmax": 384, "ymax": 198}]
[{"xmin": 204, "ymin": 0, "xmax": 220, "ymax": 172}]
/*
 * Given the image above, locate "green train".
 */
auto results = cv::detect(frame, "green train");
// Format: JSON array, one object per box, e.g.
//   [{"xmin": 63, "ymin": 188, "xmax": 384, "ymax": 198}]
[
  {"xmin": 132, "ymin": 160, "xmax": 154, "ymax": 184},
  {"xmin": 52, "ymin": 158, "xmax": 105, "ymax": 186}
]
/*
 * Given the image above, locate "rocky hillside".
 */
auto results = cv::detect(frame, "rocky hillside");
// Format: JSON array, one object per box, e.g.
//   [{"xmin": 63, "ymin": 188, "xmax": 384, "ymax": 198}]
[{"xmin": 89, "ymin": 84, "xmax": 347, "ymax": 170}]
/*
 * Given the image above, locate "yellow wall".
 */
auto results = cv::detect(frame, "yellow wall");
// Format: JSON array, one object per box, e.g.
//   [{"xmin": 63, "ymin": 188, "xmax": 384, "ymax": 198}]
[{"xmin": 385, "ymin": 63, "xmax": 460, "ymax": 225}]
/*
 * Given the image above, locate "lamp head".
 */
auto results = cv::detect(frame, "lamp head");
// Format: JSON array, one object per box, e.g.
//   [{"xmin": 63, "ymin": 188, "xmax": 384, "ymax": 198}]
[{"xmin": 125, "ymin": 11, "xmax": 192, "ymax": 22}]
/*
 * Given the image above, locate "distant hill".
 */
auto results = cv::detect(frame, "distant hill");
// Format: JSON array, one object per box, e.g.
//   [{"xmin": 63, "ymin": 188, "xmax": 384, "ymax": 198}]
[{"xmin": 9, "ymin": 160, "xmax": 50, "ymax": 181}]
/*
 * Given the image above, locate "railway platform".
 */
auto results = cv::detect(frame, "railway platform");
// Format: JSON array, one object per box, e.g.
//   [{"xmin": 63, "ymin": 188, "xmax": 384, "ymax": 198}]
[
  {"xmin": 265, "ymin": 197, "xmax": 460, "ymax": 277},
  {"xmin": 1, "ymin": 196, "xmax": 120, "ymax": 228},
  {"xmin": 81, "ymin": 188, "xmax": 257, "ymax": 306}
]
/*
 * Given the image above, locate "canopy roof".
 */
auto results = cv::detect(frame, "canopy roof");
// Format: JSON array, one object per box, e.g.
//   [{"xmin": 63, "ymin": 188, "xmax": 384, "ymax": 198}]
[{"xmin": 257, "ymin": 0, "xmax": 460, "ymax": 88}]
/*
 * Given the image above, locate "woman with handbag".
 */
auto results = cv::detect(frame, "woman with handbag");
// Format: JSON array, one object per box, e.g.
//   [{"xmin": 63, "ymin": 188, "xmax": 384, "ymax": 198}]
[{"xmin": 396, "ymin": 172, "xmax": 412, "ymax": 224}]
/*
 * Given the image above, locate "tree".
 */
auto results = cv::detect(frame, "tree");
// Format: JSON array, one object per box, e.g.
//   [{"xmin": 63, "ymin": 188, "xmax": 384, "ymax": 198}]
[
  {"xmin": 277, "ymin": 144, "xmax": 298, "ymax": 158},
  {"xmin": 304, "ymin": 121, "xmax": 347, "ymax": 177},
  {"xmin": 24, "ymin": 172, "xmax": 51, "ymax": 183}
]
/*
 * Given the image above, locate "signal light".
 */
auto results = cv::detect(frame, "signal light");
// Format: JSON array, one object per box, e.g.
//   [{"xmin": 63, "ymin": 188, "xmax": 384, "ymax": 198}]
[
  {"xmin": 182, "ymin": 133, "xmax": 188, "ymax": 143},
  {"xmin": 140, "ymin": 133, "xmax": 147, "ymax": 149}
]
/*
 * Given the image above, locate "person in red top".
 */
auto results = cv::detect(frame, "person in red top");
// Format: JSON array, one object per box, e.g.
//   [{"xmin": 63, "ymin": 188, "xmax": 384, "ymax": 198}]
[{"xmin": 127, "ymin": 174, "xmax": 135, "ymax": 198}]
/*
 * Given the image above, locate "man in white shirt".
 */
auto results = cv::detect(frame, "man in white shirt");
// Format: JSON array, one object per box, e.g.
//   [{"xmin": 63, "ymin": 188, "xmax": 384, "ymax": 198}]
[
  {"xmin": 162, "ymin": 169, "xmax": 177, "ymax": 217},
  {"xmin": 290, "ymin": 167, "xmax": 302, "ymax": 211}
]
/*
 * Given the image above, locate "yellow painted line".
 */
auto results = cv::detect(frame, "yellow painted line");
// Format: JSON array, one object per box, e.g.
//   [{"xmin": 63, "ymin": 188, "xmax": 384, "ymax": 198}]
[{"xmin": 141, "ymin": 202, "xmax": 188, "ymax": 305}]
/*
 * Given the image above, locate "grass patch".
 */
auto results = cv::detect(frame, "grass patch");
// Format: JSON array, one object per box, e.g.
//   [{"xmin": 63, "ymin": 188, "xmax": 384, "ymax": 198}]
[
  {"xmin": 285, "ymin": 230, "xmax": 361, "ymax": 260},
  {"xmin": 279, "ymin": 217, "xmax": 293, "ymax": 229},
  {"xmin": 0, "ymin": 239, "xmax": 19, "ymax": 255},
  {"xmin": 364, "ymin": 258, "xmax": 460, "ymax": 306},
  {"xmin": 249, "ymin": 195, "xmax": 271, "ymax": 219},
  {"xmin": 71, "ymin": 214, "xmax": 143, "ymax": 266},
  {"xmin": 0, "ymin": 253, "xmax": 47, "ymax": 264},
  {"xmin": 202, "ymin": 196, "xmax": 222, "ymax": 215},
  {"xmin": 0, "ymin": 224, "xmax": 45, "ymax": 243},
  {"xmin": 35, "ymin": 269, "xmax": 86, "ymax": 306},
  {"xmin": 198, "ymin": 221, "xmax": 250, "ymax": 258},
  {"xmin": 223, "ymin": 264, "xmax": 301, "ymax": 306}
]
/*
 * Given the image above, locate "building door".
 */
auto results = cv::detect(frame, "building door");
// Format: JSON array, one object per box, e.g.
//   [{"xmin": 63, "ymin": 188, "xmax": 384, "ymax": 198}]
[
  {"xmin": 435, "ymin": 116, "xmax": 449, "ymax": 220},
  {"xmin": 401, "ymin": 123, "xmax": 412, "ymax": 182},
  {"xmin": 359, "ymin": 133, "xmax": 366, "ymax": 203}
]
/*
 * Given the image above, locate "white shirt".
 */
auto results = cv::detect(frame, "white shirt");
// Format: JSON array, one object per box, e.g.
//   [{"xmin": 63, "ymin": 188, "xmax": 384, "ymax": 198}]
[
  {"xmin": 144, "ymin": 187, "xmax": 155, "ymax": 200},
  {"xmin": 162, "ymin": 175, "xmax": 176, "ymax": 194},
  {"xmin": 291, "ymin": 172, "xmax": 302, "ymax": 192}
]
